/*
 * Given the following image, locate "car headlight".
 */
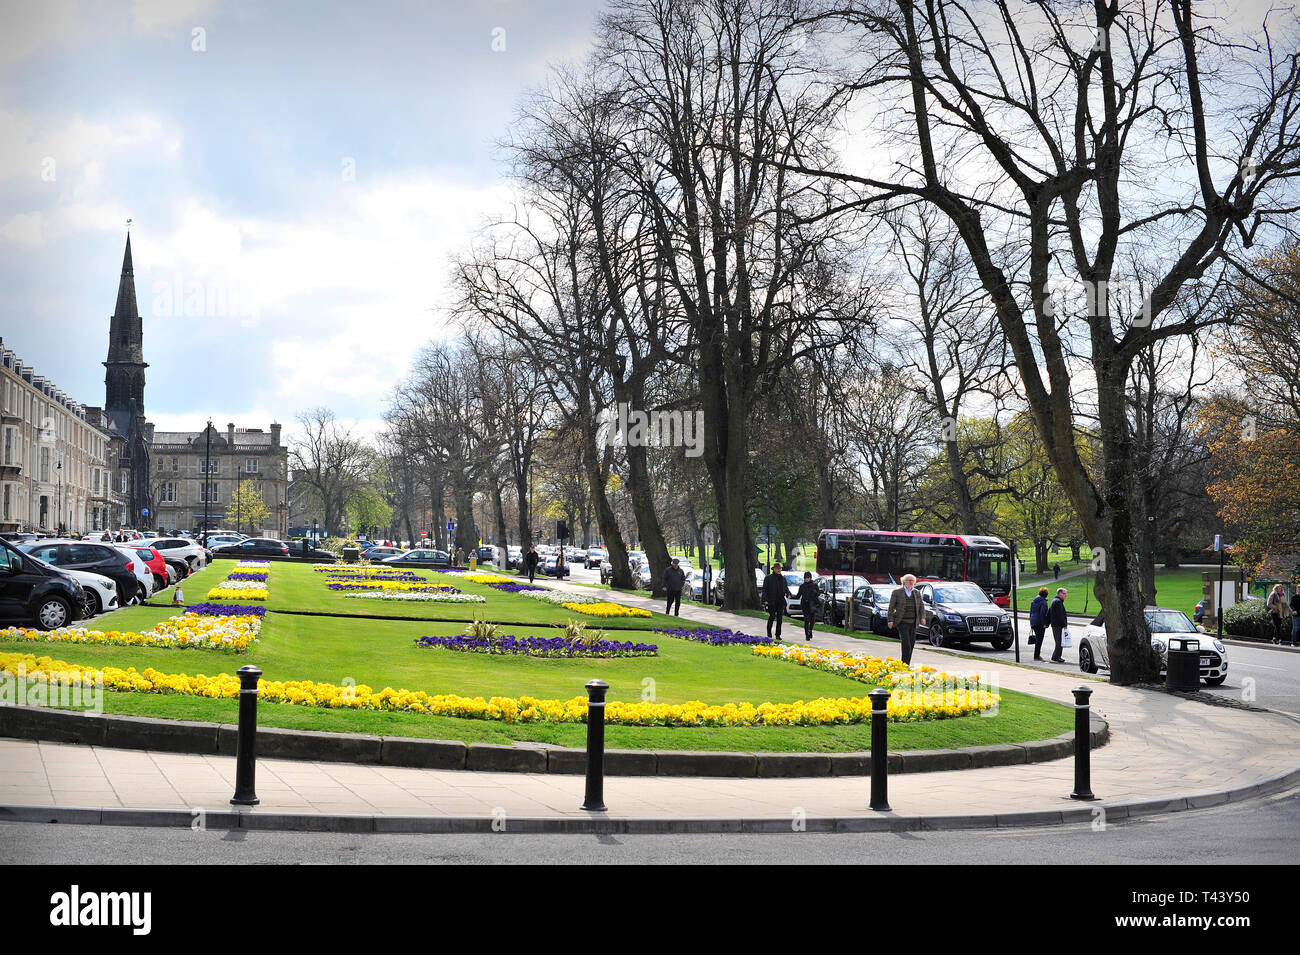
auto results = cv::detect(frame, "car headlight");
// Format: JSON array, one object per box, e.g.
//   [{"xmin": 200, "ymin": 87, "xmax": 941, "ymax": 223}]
[
  {"xmin": 1151, "ymin": 638, "xmax": 1167, "ymax": 654},
  {"xmin": 1213, "ymin": 640, "xmax": 1225, "ymax": 653},
  {"xmin": 940, "ymin": 611, "xmax": 963, "ymax": 623},
  {"xmin": 999, "ymin": 613, "xmax": 1010, "ymax": 625}
]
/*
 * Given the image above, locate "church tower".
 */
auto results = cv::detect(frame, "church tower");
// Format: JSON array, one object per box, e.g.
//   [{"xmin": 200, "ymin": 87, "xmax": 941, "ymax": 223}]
[
  {"xmin": 103, "ymin": 233, "xmax": 152, "ymax": 527},
  {"xmin": 105, "ymin": 234, "xmax": 147, "ymax": 428}
]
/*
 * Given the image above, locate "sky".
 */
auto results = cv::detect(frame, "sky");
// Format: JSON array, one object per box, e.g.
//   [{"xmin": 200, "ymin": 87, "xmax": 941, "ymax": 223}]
[{"xmin": 0, "ymin": 0, "xmax": 605, "ymax": 438}]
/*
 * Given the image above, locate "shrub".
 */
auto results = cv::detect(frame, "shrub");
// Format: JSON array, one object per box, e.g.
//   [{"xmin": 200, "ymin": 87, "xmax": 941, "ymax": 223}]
[{"xmin": 1222, "ymin": 599, "xmax": 1272, "ymax": 641}]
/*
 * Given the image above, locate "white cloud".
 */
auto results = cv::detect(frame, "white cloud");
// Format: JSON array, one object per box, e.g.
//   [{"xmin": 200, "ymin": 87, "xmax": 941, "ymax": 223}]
[{"xmin": 132, "ymin": 0, "xmax": 217, "ymax": 35}]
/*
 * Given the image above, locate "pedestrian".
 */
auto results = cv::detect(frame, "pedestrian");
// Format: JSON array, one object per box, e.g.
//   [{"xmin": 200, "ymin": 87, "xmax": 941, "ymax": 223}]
[
  {"xmin": 1048, "ymin": 587, "xmax": 1069, "ymax": 662},
  {"xmin": 1029, "ymin": 585, "xmax": 1050, "ymax": 660},
  {"xmin": 1052, "ymin": 562, "xmax": 1060, "ymax": 581},
  {"xmin": 524, "ymin": 546, "xmax": 539, "ymax": 583},
  {"xmin": 1267, "ymin": 584, "xmax": 1288, "ymax": 645},
  {"xmin": 886, "ymin": 573, "xmax": 925, "ymax": 666},
  {"xmin": 796, "ymin": 571, "xmax": 819, "ymax": 642},
  {"xmin": 1291, "ymin": 584, "xmax": 1300, "ymax": 648},
  {"xmin": 662, "ymin": 558, "xmax": 686, "ymax": 616},
  {"xmin": 762, "ymin": 563, "xmax": 790, "ymax": 642},
  {"xmin": 455, "ymin": 545, "xmax": 465, "ymax": 567}
]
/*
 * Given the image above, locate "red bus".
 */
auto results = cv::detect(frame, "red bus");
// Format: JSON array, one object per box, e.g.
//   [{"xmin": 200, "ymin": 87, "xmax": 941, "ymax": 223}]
[{"xmin": 816, "ymin": 529, "xmax": 1014, "ymax": 607}]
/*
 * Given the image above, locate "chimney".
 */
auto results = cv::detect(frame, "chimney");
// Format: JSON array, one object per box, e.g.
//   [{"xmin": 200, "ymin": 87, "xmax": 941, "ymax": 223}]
[
  {"xmin": 227, "ymin": 422, "xmax": 235, "ymax": 446},
  {"xmin": 271, "ymin": 422, "xmax": 281, "ymax": 447}
]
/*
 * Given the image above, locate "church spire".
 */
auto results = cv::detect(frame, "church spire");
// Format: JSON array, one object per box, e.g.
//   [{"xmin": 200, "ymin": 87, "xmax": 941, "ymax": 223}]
[{"xmin": 107, "ymin": 233, "xmax": 142, "ymax": 364}]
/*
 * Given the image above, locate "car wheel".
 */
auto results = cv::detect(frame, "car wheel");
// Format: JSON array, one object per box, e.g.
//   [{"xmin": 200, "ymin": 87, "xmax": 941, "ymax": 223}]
[
  {"xmin": 36, "ymin": 596, "xmax": 73, "ymax": 631},
  {"xmin": 1079, "ymin": 642, "xmax": 1098, "ymax": 674},
  {"xmin": 928, "ymin": 626, "xmax": 944, "ymax": 647},
  {"xmin": 1204, "ymin": 675, "xmax": 1227, "ymax": 686},
  {"xmin": 81, "ymin": 590, "xmax": 103, "ymax": 618},
  {"xmin": 992, "ymin": 635, "xmax": 1013, "ymax": 651}
]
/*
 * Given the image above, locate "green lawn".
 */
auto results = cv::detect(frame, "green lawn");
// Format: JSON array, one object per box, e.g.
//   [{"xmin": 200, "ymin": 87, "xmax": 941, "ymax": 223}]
[
  {"xmin": 0, "ymin": 556, "xmax": 1078, "ymax": 753},
  {"xmin": 174, "ymin": 559, "xmax": 677, "ymax": 628}
]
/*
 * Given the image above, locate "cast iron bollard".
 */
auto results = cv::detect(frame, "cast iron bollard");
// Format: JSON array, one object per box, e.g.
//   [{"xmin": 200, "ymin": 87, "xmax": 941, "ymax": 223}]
[
  {"xmin": 581, "ymin": 679, "xmax": 609, "ymax": 812},
  {"xmin": 868, "ymin": 687, "xmax": 891, "ymax": 811},
  {"xmin": 230, "ymin": 665, "xmax": 262, "ymax": 806},
  {"xmin": 1069, "ymin": 685, "xmax": 1097, "ymax": 801}
]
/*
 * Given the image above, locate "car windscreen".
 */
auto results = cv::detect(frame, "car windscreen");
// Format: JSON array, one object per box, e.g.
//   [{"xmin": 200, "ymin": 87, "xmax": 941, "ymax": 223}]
[
  {"xmin": 1145, "ymin": 610, "xmax": 1196, "ymax": 633},
  {"xmin": 933, "ymin": 583, "xmax": 990, "ymax": 604}
]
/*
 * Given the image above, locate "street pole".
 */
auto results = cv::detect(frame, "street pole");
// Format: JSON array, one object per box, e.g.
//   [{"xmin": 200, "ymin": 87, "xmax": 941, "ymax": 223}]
[
  {"xmin": 1217, "ymin": 540, "xmax": 1226, "ymax": 645},
  {"xmin": 1011, "ymin": 541, "xmax": 1021, "ymax": 663},
  {"xmin": 203, "ymin": 420, "xmax": 211, "ymax": 548}
]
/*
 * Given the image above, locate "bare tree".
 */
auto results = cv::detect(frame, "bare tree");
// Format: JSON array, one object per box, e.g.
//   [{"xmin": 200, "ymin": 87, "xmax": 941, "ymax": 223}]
[{"xmin": 289, "ymin": 408, "xmax": 375, "ymax": 537}]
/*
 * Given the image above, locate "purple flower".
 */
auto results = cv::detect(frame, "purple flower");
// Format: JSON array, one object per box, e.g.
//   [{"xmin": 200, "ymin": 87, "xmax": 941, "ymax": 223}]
[
  {"xmin": 653, "ymin": 627, "xmax": 772, "ymax": 646},
  {"xmin": 416, "ymin": 633, "xmax": 658, "ymax": 657},
  {"xmin": 185, "ymin": 603, "xmax": 267, "ymax": 617}
]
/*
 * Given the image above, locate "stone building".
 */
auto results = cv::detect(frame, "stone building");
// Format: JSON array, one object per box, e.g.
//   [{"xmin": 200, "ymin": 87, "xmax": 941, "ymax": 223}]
[
  {"xmin": 148, "ymin": 422, "xmax": 290, "ymax": 537},
  {"xmin": 0, "ymin": 338, "xmax": 124, "ymax": 534}
]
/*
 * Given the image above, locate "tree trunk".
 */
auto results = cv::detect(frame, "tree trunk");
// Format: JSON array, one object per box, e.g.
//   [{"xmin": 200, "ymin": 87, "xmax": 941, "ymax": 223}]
[
  {"xmin": 578, "ymin": 416, "xmax": 632, "ymax": 589},
  {"xmin": 491, "ymin": 480, "xmax": 508, "ymax": 568},
  {"xmin": 624, "ymin": 439, "xmax": 670, "ymax": 596},
  {"xmin": 943, "ymin": 435, "xmax": 979, "ymax": 532}
]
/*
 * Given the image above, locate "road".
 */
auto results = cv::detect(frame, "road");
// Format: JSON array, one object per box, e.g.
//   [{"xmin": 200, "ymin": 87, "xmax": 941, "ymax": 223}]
[{"xmin": 3, "ymin": 786, "xmax": 1297, "ymax": 864}]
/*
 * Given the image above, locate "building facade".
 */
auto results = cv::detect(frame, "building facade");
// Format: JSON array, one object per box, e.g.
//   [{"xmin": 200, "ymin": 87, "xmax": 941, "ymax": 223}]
[
  {"xmin": 149, "ymin": 422, "xmax": 289, "ymax": 537},
  {"xmin": 0, "ymin": 338, "xmax": 125, "ymax": 534}
]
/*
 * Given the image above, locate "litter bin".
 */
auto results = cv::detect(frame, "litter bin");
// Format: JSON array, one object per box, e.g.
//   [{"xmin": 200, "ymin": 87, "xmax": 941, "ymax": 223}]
[
  {"xmin": 1165, "ymin": 636, "xmax": 1201, "ymax": 691},
  {"xmin": 342, "ymin": 546, "xmax": 360, "ymax": 564}
]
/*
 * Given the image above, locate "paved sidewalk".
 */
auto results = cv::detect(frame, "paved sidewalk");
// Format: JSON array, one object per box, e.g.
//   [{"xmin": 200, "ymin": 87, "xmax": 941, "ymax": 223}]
[{"xmin": 2, "ymin": 581, "xmax": 1298, "ymax": 825}]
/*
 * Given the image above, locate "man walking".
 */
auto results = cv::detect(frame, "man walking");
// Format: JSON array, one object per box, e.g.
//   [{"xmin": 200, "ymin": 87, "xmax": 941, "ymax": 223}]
[
  {"xmin": 762, "ymin": 564, "xmax": 790, "ymax": 642},
  {"xmin": 1048, "ymin": 587, "xmax": 1069, "ymax": 663},
  {"xmin": 524, "ymin": 546, "xmax": 539, "ymax": 583},
  {"xmin": 662, "ymin": 558, "xmax": 686, "ymax": 616},
  {"xmin": 796, "ymin": 571, "xmax": 819, "ymax": 642},
  {"xmin": 886, "ymin": 573, "xmax": 925, "ymax": 666}
]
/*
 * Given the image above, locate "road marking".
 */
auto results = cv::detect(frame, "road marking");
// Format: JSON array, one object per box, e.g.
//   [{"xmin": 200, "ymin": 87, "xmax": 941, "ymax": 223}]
[{"xmin": 1231, "ymin": 662, "xmax": 1285, "ymax": 671}]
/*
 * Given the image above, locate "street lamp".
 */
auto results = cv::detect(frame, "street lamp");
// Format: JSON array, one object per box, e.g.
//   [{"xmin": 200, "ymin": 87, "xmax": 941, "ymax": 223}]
[
  {"xmin": 203, "ymin": 419, "xmax": 212, "ymax": 548},
  {"xmin": 56, "ymin": 461, "xmax": 64, "ymax": 536}
]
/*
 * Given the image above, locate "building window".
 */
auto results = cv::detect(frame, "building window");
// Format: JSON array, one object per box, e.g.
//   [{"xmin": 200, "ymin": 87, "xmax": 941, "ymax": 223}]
[
  {"xmin": 246, "ymin": 458, "xmax": 259, "ymax": 474},
  {"xmin": 172, "ymin": 457, "xmax": 179, "ymax": 472},
  {"xmin": 40, "ymin": 446, "xmax": 50, "ymax": 483},
  {"xmin": 160, "ymin": 481, "xmax": 177, "ymax": 503},
  {"xmin": 121, "ymin": 472, "xmax": 128, "ymax": 493},
  {"xmin": 93, "ymin": 469, "xmax": 99, "ymax": 494},
  {"xmin": 2, "ymin": 484, "xmax": 9, "ymax": 520},
  {"xmin": 200, "ymin": 482, "xmax": 218, "ymax": 504}
]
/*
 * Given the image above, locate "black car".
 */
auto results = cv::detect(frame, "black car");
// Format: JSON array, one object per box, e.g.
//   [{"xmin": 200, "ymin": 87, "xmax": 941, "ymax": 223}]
[
  {"xmin": 0, "ymin": 539, "xmax": 86, "ymax": 630},
  {"xmin": 845, "ymin": 584, "xmax": 897, "ymax": 635},
  {"xmin": 541, "ymin": 555, "xmax": 570, "ymax": 578},
  {"xmin": 917, "ymin": 581, "xmax": 1014, "ymax": 649},
  {"xmin": 291, "ymin": 539, "xmax": 338, "ymax": 562},
  {"xmin": 19, "ymin": 539, "xmax": 144, "ymax": 607},
  {"xmin": 213, "ymin": 538, "xmax": 290, "ymax": 558}
]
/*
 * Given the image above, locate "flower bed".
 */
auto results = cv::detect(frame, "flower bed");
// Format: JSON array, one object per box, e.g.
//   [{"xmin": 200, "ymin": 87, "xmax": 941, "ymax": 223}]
[
  {"xmin": 207, "ymin": 578, "xmax": 269, "ymax": 601},
  {"xmin": 495, "ymin": 584, "xmax": 653, "ymax": 618},
  {"xmin": 226, "ymin": 572, "xmax": 268, "ymax": 582},
  {"xmin": 235, "ymin": 560, "xmax": 270, "ymax": 569},
  {"xmin": 311, "ymin": 565, "xmax": 408, "ymax": 576},
  {"xmin": 325, "ymin": 581, "xmax": 457, "ymax": 593},
  {"xmin": 415, "ymin": 634, "xmax": 657, "ymax": 656},
  {"xmin": 0, "ymin": 613, "xmax": 262, "ymax": 653},
  {"xmin": 654, "ymin": 627, "xmax": 774, "ymax": 646},
  {"xmin": 343, "ymin": 591, "xmax": 487, "ymax": 603},
  {"xmin": 323, "ymin": 572, "xmax": 427, "ymax": 583},
  {"xmin": 186, "ymin": 603, "xmax": 267, "ymax": 618}
]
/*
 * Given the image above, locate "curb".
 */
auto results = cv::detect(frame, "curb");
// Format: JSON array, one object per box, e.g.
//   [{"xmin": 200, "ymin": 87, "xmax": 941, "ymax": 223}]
[
  {"xmin": 3, "ymin": 760, "xmax": 1296, "ymax": 835},
  {"xmin": 0, "ymin": 703, "xmax": 1106, "ymax": 778}
]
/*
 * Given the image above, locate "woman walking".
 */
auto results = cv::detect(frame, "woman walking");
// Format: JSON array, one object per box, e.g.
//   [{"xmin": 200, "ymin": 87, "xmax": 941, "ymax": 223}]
[
  {"xmin": 1028, "ymin": 586, "xmax": 1050, "ymax": 661},
  {"xmin": 1267, "ymin": 584, "xmax": 1288, "ymax": 644}
]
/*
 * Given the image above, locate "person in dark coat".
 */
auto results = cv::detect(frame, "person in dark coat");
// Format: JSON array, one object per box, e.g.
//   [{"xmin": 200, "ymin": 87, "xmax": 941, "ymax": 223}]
[
  {"xmin": 662, "ymin": 558, "xmax": 686, "ymax": 616},
  {"xmin": 1290, "ymin": 584, "xmax": 1300, "ymax": 648},
  {"xmin": 796, "ymin": 571, "xmax": 819, "ymax": 642},
  {"xmin": 1048, "ymin": 587, "xmax": 1069, "ymax": 662},
  {"xmin": 886, "ymin": 573, "xmax": 925, "ymax": 666},
  {"xmin": 1028, "ymin": 586, "xmax": 1050, "ymax": 660},
  {"xmin": 762, "ymin": 564, "xmax": 790, "ymax": 642},
  {"xmin": 524, "ymin": 546, "xmax": 539, "ymax": 583}
]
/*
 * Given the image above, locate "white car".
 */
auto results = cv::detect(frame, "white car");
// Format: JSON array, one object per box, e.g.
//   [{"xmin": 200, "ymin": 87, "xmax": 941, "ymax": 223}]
[
  {"xmin": 1078, "ymin": 606, "xmax": 1228, "ymax": 686},
  {"xmin": 138, "ymin": 537, "xmax": 207, "ymax": 573},
  {"xmin": 111, "ymin": 546, "xmax": 154, "ymax": 603},
  {"xmin": 60, "ymin": 568, "xmax": 120, "ymax": 617}
]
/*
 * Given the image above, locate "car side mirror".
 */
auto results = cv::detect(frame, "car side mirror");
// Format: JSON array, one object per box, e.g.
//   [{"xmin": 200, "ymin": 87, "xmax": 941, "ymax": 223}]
[{"xmin": 922, "ymin": 593, "xmax": 932, "ymax": 603}]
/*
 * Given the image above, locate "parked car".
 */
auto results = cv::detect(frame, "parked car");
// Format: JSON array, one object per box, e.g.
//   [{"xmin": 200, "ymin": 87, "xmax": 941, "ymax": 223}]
[
  {"xmin": 506, "ymin": 546, "xmax": 523, "ymax": 569},
  {"xmin": 846, "ymin": 583, "xmax": 898, "ymax": 635},
  {"xmin": 16, "ymin": 539, "xmax": 141, "ymax": 614},
  {"xmin": 813, "ymin": 574, "xmax": 871, "ymax": 625},
  {"xmin": 0, "ymin": 539, "xmax": 87, "ymax": 630},
  {"xmin": 57, "ymin": 567, "xmax": 119, "ymax": 618},
  {"xmin": 138, "ymin": 537, "xmax": 207, "ymax": 573},
  {"xmin": 213, "ymin": 538, "xmax": 291, "ymax": 558},
  {"xmin": 118, "ymin": 544, "xmax": 169, "ymax": 592},
  {"xmin": 916, "ymin": 581, "xmax": 1015, "ymax": 649},
  {"xmin": 584, "ymin": 547, "xmax": 608, "ymax": 570},
  {"xmin": 1078, "ymin": 607, "xmax": 1228, "ymax": 685},
  {"xmin": 380, "ymin": 549, "xmax": 451, "ymax": 567}
]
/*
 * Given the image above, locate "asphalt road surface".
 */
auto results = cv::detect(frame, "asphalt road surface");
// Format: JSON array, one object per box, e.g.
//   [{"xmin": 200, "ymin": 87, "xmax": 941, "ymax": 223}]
[{"xmin": 3, "ymin": 787, "xmax": 1297, "ymax": 864}]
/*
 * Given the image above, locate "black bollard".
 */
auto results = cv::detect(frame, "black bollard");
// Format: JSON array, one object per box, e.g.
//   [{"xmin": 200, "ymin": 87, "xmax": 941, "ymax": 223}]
[
  {"xmin": 868, "ymin": 687, "xmax": 892, "ymax": 811},
  {"xmin": 580, "ymin": 679, "xmax": 609, "ymax": 812},
  {"xmin": 1069, "ymin": 685, "xmax": 1097, "ymax": 801},
  {"xmin": 230, "ymin": 665, "xmax": 262, "ymax": 806}
]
